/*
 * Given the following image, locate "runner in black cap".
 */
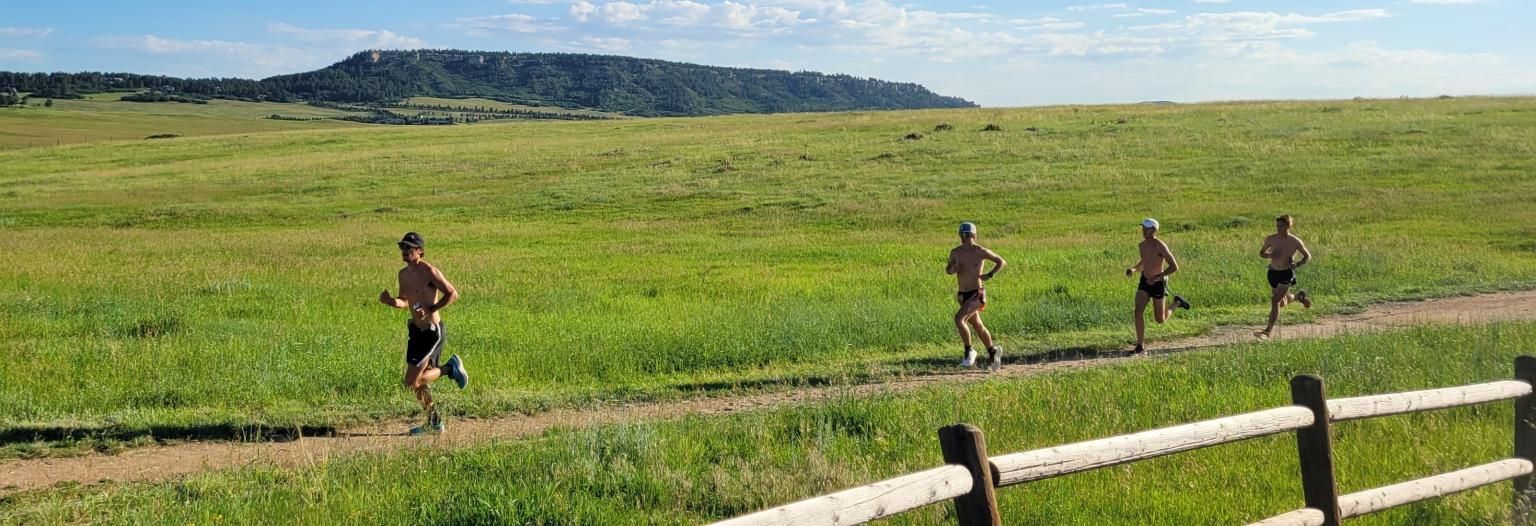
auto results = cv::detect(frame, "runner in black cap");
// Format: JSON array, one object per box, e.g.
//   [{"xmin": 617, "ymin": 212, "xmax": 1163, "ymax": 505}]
[{"xmin": 378, "ymin": 232, "xmax": 468, "ymax": 435}]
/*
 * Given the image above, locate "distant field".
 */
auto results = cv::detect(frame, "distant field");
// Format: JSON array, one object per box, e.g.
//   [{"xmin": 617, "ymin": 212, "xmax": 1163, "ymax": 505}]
[
  {"xmin": 0, "ymin": 94, "xmax": 364, "ymax": 149},
  {"xmin": 1, "ymin": 97, "xmax": 1535, "ymax": 447},
  {"xmin": 402, "ymin": 96, "xmax": 631, "ymax": 118},
  {"xmin": 5, "ymin": 324, "xmax": 1530, "ymax": 524}
]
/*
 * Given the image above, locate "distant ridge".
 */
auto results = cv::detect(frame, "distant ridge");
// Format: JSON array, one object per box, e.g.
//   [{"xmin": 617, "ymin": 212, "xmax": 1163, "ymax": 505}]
[{"xmin": 0, "ymin": 49, "xmax": 977, "ymax": 117}]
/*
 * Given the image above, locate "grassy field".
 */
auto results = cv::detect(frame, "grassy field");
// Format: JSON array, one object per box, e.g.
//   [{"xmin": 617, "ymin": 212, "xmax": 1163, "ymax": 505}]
[
  {"xmin": 3, "ymin": 324, "xmax": 1531, "ymax": 525},
  {"xmin": 2, "ymin": 97, "xmax": 1535, "ymax": 449},
  {"xmin": 0, "ymin": 93, "xmax": 364, "ymax": 149}
]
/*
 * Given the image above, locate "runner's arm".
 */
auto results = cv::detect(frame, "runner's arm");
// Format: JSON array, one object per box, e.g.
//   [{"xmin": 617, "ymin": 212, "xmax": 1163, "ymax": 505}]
[
  {"xmin": 1152, "ymin": 242, "xmax": 1179, "ymax": 279},
  {"xmin": 1259, "ymin": 239, "xmax": 1274, "ymax": 259},
  {"xmin": 1126, "ymin": 256, "xmax": 1143, "ymax": 277},
  {"xmin": 981, "ymin": 249, "xmax": 1006, "ymax": 281},
  {"xmin": 1293, "ymin": 239, "xmax": 1312, "ymax": 268},
  {"xmin": 379, "ymin": 275, "xmax": 408, "ymax": 308},
  {"xmin": 945, "ymin": 252, "xmax": 958, "ymax": 275},
  {"xmin": 424, "ymin": 267, "xmax": 460, "ymax": 315}
]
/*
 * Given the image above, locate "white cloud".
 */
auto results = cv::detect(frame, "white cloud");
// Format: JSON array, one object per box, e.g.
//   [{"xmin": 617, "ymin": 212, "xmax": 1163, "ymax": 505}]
[
  {"xmin": 267, "ymin": 23, "xmax": 424, "ymax": 48},
  {"xmin": 563, "ymin": 1, "xmax": 808, "ymax": 32},
  {"xmin": 1114, "ymin": 8, "xmax": 1177, "ymax": 18},
  {"xmin": 574, "ymin": 36, "xmax": 634, "ymax": 50},
  {"xmin": 0, "ymin": 48, "xmax": 43, "ymax": 60},
  {"xmin": 571, "ymin": 1, "xmax": 598, "ymax": 21},
  {"xmin": 92, "ymin": 35, "xmax": 327, "ymax": 76},
  {"xmin": 454, "ymin": 13, "xmax": 566, "ymax": 34},
  {"xmin": 1067, "ymin": 3, "xmax": 1128, "ymax": 11},
  {"xmin": 1216, "ymin": 39, "xmax": 1502, "ymax": 68},
  {"xmin": 0, "ymin": 27, "xmax": 53, "ymax": 38},
  {"xmin": 1132, "ymin": 9, "xmax": 1390, "ymax": 42},
  {"xmin": 1012, "ymin": 17, "xmax": 1088, "ymax": 30}
]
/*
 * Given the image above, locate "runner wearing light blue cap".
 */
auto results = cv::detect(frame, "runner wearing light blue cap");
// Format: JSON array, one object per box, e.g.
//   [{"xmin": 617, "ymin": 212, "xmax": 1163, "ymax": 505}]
[
  {"xmin": 946, "ymin": 222, "xmax": 1007, "ymax": 370},
  {"xmin": 1124, "ymin": 218, "xmax": 1191, "ymax": 353}
]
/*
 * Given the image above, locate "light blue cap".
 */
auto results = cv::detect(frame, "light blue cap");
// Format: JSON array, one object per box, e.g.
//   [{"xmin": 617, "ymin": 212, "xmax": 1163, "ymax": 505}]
[{"xmin": 958, "ymin": 222, "xmax": 977, "ymax": 235}]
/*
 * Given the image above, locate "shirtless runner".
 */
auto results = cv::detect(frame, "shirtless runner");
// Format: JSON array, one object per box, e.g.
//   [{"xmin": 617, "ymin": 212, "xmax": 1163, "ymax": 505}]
[
  {"xmin": 1125, "ymin": 218, "xmax": 1191, "ymax": 354},
  {"xmin": 946, "ymin": 222, "xmax": 1007, "ymax": 371},
  {"xmin": 378, "ymin": 232, "xmax": 469, "ymax": 435},
  {"xmin": 1256, "ymin": 215, "xmax": 1313, "ymax": 340}
]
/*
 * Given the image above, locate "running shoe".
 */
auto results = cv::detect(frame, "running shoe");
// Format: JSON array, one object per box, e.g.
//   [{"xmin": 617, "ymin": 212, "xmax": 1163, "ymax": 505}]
[
  {"xmin": 409, "ymin": 420, "xmax": 445, "ymax": 436},
  {"xmin": 987, "ymin": 347, "xmax": 1002, "ymax": 372},
  {"xmin": 959, "ymin": 348, "xmax": 977, "ymax": 367},
  {"xmin": 1295, "ymin": 290, "xmax": 1312, "ymax": 309},
  {"xmin": 1173, "ymin": 295, "xmax": 1192, "ymax": 310},
  {"xmin": 444, "ymin": 355, "xmax": 469, "ymax": 389}
]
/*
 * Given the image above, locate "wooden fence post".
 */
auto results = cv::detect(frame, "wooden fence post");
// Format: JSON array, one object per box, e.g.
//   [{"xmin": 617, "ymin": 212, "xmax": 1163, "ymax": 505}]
[
  {"xmin": 1513, "ymin": 356, "xmax": 1536, "ymax": 525},
  {"xmin": 1292, "ymin": 375, "xmax": 1341, "ymax": 526},
  {"xmin": 938, "ymin": 424, "xmax": 1001, "ymax": 526}
]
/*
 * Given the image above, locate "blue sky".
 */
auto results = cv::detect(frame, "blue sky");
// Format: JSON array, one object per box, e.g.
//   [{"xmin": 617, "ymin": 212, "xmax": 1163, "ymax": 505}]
[{"xmin": 1, "ymin": 0, "xmax": 1532, "ymax": 106}]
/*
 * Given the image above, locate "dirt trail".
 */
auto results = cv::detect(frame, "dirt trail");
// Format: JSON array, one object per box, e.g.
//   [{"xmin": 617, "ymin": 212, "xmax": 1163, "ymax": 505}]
[{"xmin": 5, "ymin": 290, "xmax": 1536, "ymax": 495}]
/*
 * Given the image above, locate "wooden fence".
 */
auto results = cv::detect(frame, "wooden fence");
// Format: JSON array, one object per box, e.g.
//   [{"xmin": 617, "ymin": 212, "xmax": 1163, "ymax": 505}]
[{"xmin": 709, "ymin": 356, "xmax": 1536, "ymax": 526}]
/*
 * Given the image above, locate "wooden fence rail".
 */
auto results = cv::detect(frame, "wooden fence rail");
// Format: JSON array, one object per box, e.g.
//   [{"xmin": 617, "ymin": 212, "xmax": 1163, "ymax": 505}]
[{"xmin": 708, "ymin": 355, "xmax": 1536, "ymax": 526}]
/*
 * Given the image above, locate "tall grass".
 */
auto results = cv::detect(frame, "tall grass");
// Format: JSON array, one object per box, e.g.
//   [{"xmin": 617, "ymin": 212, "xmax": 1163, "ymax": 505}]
[
  {"xmin": 3, "ymin": 324, "xmax": 1531, "ymax": 525},
  {"xmin": 2, "ymin": 97, "xmax": 1535, "ymax": 439}
]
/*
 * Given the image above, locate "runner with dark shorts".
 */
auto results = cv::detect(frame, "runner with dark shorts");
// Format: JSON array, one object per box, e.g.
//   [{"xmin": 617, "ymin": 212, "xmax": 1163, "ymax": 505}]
[
  {"xmin": 1256, "ymin": 215, "xmax": 1313, "ymax": 340},
  {"xmin": 379, "ymin": 232, "xmax": 469, "ymax": 435},
  {"xmin": 1126, "ymin": 218, "xmax": 1191, "ymax": 353},
  {"xmin": 947, "ymin": 222, "xmax": 1007, "ymax": 370}
]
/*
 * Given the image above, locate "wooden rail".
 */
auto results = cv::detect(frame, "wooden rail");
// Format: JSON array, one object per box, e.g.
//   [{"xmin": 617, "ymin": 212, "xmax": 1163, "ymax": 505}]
[
  {"xmin": 1326, "ymin": 381, "xmax": 1531, "ymax": 422},
  {"xmin": 707, "ymin": 356, "xmax": 1536, "ymax": 526},
  {"xmin": 991, "ymin": 406, "xmax": 1314, "ymax": 486},
  {"xmin": 709, "ymin": 465, "xmax": 972, "ymax": 526}
]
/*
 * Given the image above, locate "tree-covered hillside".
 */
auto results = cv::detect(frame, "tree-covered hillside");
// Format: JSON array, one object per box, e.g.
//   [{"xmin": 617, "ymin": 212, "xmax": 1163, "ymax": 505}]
[{"xmin": 0, "ymin": 50, "xmax": 976, "ymax": 116}]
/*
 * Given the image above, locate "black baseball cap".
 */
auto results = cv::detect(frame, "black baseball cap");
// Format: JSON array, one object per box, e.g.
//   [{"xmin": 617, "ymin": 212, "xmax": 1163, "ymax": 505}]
[{"xmin": 398, "ymin": 232, "xmax": 424, "ymax": 249}]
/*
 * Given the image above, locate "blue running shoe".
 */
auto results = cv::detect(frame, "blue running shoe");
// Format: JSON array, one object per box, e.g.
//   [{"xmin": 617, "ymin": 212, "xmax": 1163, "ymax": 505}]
[
  {"xmin": 444, "ymin": 355, "xmax": 469, "ymax": 389},
  {"xmin": 409, "ymin": 420, "xmax": 445, "ymax": 436}
]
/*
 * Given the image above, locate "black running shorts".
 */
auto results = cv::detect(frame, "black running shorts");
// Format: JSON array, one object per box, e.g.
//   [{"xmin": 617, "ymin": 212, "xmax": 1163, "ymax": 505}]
[{"xmin": 406, "ymin": 321, "xmax": 445, "ymax": 368}]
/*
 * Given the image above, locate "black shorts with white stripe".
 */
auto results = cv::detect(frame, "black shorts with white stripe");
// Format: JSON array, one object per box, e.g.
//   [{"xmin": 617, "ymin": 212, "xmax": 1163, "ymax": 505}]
[{"xmin": 406, "ymin": 321, "xmax": 445, "ymax": 368}]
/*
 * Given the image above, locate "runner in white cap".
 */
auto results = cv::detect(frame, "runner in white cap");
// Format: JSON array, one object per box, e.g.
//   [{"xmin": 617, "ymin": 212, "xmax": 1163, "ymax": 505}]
[
  {"xmin": 946, "ymin": 222, "xmax": 1007, "ymax": 370},
  {"xmin": 1124, "ymin": 218, "xmax": 1191, "ymax": 353}
]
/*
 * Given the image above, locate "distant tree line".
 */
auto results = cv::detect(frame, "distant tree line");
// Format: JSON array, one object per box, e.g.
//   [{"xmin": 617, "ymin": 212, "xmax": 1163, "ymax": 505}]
[
  {"xmin": 0, "ymin": 87, "xmax": 22, "ymax": 107},
  {"xmin": 122, "ymin": 91, "xmax": 209, "ymax": 104},
  {"xmin": 0, "ymin": 49, "xmax": 975, "ymax": 117},
  {"xmin": 266, "ymin": 114, "xmax": 326, "ymax": 121},
  {"xmin": 385, "ymin": 101, "xmax": 613, "ymax": 120}
]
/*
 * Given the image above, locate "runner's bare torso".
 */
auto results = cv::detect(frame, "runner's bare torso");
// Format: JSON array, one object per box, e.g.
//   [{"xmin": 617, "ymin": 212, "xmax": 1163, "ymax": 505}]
[
  {"xmin": 1262, "ymin": 234, "xmax": 1308, "ymax": 270},
  {"xmin": 1138, "ymin": 239, "xmax": 1173, "ymax": 280},
  {"xmin": 948, "ymin": 245, "xmax": 1001, "ymax": 291},
  {"xmin": 398, "ymin": 262, "xmax": 447, "ymax": 329}
]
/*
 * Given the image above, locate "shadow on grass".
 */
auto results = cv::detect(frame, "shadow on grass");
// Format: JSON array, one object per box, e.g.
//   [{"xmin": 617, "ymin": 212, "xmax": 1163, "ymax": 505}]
[
  {"xmin": 0, "ymin": 422, "xmax": 340, "ymax": 446},
  {"xmin": 671, "ymin": 374, "xmax": 851, "ymax": 394}
]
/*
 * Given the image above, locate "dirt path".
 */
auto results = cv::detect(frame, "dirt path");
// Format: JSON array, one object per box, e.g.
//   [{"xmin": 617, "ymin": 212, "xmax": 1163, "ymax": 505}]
[{"xmin": 5, "ymin": 290, "xmax": 1536, "ymax": 495}]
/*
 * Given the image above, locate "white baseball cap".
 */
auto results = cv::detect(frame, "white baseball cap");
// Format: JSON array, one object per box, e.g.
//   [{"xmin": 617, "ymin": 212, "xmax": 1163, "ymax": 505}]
[
  {"xmin": 958, "ymin": 222, "xmax": 977, "ymax": 235},
  {"xmin": 1141, "ymin": 218, "xmax": 1160, "ymax": 229}
]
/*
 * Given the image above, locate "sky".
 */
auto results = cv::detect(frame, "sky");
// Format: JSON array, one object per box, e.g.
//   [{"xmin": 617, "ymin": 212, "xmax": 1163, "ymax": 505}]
[{"xmin": 1, "ymin": 0, "xmax": 1532, "ymax": 107}]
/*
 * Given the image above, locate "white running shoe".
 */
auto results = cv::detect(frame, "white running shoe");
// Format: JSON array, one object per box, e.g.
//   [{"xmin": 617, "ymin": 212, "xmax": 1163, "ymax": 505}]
[
  {"xmin": 988, "ymin": 347, "xmax": 1002, "ymax": 371},
  {"xmin": 960, "ymin": 349, "xmax": 977, "ymax": 367}
]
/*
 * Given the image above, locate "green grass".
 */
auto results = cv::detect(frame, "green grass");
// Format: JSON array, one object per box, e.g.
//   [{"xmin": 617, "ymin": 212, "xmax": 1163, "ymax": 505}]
[
  {"xmin": 4, "ymin": 324, "xmax": 1532, "ymax": 525},
  {"xmin": 2, "ymin": 97, "xmax": 1536, "ymax": 446},
  {"xmin": 0, "ymin": 94, "xmax": 364, "ymax": 149}
]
